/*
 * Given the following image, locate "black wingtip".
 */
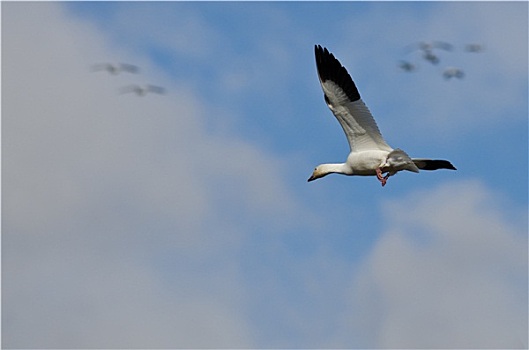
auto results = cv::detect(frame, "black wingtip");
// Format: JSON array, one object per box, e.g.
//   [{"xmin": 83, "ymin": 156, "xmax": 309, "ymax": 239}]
[
  {"xmin": 416, "ymin": 159, "xmax": 457, "ymax": 171},
  {"xmin": 440, "ymin": 160, "xmax": 457, "ymax": 171},
  {"xmin": 314, "ymin": 44, "xmax": 361, "ymax": 102}
]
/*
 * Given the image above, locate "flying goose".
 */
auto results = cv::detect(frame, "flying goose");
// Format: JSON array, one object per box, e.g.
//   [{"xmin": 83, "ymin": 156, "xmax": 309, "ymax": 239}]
[
  {"xmin": 464, "ymin": 43, "xmax": 485, "ymax": 53},
  {"xmin": 91, "ymin": 63, "xmax": 139, "ymax": 75},
  {"xmin": 405, "ymin": 41, "xmax": 453, "ymax": 65},
  {"xmin": 308, "ymin": 45, "xmax": 456, "ymax": 186},
  {"xmin": 442, "ymin": 67, "xmax": 465, "ymax": 80},
  {"xmin": 118, "ymin": 84, "xmax": 166, "ymax": 96},
  {"xmin": 422, "ymin": 49, "xmax": 440, "ymax": 65},
  {"xmin": 398, "ymin": 60, "xmax": 417, "ymax": 72},
  {"xmin": 405, "ymin": 41, "xmax": 453, "ymax": 53}
]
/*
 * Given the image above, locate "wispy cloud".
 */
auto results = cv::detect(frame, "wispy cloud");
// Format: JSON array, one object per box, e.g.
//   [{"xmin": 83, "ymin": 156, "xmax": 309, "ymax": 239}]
[
  {"xmin": 2, "ymin": 3, "xmax": 313, "ymax": 348},
  {"xmin": 342, "ymin": 180, "xmax": 527, "ymax": 348}
]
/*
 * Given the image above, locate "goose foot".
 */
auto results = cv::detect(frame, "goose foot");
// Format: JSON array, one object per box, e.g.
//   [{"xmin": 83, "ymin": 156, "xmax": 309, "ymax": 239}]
[{"xmin": 376, "ymin": 168, "xmax": 389, "ymax": 187}]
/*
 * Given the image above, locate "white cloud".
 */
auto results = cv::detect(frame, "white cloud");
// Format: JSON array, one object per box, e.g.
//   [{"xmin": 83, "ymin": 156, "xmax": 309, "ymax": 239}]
[
  {"xmin": 2, "ymin": 3, "xmax": 314, "ymax": 348},
  {"xmin": 340, "ymin": 180, "xmax": 527, "ymax": 348}
]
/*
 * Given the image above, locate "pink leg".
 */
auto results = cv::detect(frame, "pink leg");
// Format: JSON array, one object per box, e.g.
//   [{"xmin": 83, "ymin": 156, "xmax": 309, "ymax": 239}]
[{"xmin": 376, "ymin": 168, "xmax": 387, "ymax": 187}]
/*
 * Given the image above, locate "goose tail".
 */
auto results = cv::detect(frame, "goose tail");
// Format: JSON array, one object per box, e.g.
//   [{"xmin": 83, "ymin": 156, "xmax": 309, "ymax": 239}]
[{"xmin": 413, "ymin": 159, "xmax": 457, "ymax": 171}]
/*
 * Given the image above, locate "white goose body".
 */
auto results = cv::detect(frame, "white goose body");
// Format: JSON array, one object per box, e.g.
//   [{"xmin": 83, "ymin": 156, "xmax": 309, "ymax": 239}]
[{"xmin": 308, "ymin": 45, "xmax": 456, "ymax": 186}]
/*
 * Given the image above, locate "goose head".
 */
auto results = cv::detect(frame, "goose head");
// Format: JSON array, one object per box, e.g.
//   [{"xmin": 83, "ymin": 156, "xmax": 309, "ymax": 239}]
[{"xmin": 308, "ymin": 166, "xmax": 329, "ymax": 182}]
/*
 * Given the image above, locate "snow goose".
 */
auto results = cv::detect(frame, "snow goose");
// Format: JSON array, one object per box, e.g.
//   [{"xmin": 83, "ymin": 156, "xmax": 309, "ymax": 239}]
[
  {"xmin": 442, "ymin": 67, "xmax": 465, "ymax": 80},
  {"xmin": 398, "ymin": 60, "xmax": 417, "ymax": 72},
  {"xmin": 405, "ymin": 41, "xmax": 453, "ymax": 65},
  {"xmin": 419, "ymin": 41, "xmax": 453, "ymax": 51},
  {"xmin": 422, "ymin": 49, "xmax": 440, "ymax": 65},
  {"xmin": 464, "ymin": 43, "xmax": 485, "ymax": 53},
  {"xmin": 118, "ymin": 84, "xmax": 166, "ymax": 96},
  {"xmin": 308, "ymin": 45, "xmax": 456, "ymax": 187},
  {"xmin": 91, "ymin": 63, "xmax": 139, "ymax": 75}
]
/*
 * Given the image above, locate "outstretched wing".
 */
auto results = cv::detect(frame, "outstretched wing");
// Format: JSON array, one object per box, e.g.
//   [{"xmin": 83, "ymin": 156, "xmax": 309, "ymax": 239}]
[{"xmin": 314, "ymin": 45, "xmax": 392, "ymax": 153}]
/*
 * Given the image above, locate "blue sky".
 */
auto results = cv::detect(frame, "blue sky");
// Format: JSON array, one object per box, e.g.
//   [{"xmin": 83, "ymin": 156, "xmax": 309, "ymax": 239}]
[{"xmin": 2, "ymin": 1, "xmax": 528, "ymax": 348}]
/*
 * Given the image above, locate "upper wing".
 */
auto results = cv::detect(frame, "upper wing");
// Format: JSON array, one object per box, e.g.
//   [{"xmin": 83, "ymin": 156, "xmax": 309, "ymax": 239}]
[{"xmin": 314, "ymin": 45, "xmax": 392, "ymax": 152}]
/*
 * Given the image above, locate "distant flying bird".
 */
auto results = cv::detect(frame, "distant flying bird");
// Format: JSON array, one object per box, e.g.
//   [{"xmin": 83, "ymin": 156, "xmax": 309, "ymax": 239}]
[
  {"xmin": 421, "ymin": 50, "xmax": 440, "ymax": 65},
  {"xmin": 118, "ymin": 84, "xmax": 166, "ymax": 96},
  {"xmin": 464, "ymin": 43, "xmax": 485, "ymax": 53},
  {"xmin": 405, "ymin": 41, "xmax": 453, "ymax": 65},
  {"xmin": 421, "ymin": 41, "xmax": 453, "ymax": 52},
  {"xmin": 308, "ymin": 45, "xmax": 456, "ymax": 187},
  {"xmin": 398, "ymin": 60, "xmax": 417, "ymax": 72},
  {"xmin": 405, "ymin": 41, "xmax": 453, "ymax": 52},
  {"xmin": 442, "ymin": 67, "xmax": 465, "ymax": 80},
  {"xmin": 91, "ymin": 63, "xmax": 139, "ymax": 75}
]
